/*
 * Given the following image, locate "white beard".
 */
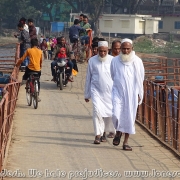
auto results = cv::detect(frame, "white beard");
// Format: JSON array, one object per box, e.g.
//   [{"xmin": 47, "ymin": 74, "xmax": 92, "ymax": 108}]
[
  {"xmin": 98, "ymin": 54, "xmax": 108, "ymax": 62},
  {"xmin": 119, "ymin": 51, "xmax": 135, "ymax": 62}
]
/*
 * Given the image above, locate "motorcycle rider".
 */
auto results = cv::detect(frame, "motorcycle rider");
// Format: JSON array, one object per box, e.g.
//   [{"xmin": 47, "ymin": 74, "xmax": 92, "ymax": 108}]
[{"xmin": 51, "ymin": 36, "xmax": 73, "ymax": 82}]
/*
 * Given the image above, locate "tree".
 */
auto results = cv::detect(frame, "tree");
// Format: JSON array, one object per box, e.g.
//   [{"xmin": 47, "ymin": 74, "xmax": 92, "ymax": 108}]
[
  {"xmin": 29, "ymin": 0, "xmax": 64, "ymax": 22},
  {"xmin": 0, "ymin": 0, "xmax": 40, "ymax": 28},
  {"xmin": 65, "ymin": 0, "xmax": 105, "ymax": 35},
  {"xmin": 111, "ymin": 0, "xmax": 144, "ymax": 14},
  {"xmin": 87, "ymin": 0, "xmax": 105, "ymax": 35},
  {"xmin": 64, "ymin": 0, "xmax": 89, "ymax": 13}
]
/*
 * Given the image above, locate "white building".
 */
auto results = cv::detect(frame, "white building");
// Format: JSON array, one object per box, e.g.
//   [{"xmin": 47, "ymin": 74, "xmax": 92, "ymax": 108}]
[
  {"xmin": 158, "ymin": 15, "xmax": 180, "ymax": 34},
  {"xmin": 99, "ymin": 14, "xmax": 161, "ymax": 36}
]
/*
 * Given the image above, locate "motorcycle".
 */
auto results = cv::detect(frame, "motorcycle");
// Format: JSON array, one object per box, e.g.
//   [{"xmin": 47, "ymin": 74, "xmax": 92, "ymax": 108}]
[{"xmin": 55, "ymin": 58, "xmax": 71, "ymax": 90}]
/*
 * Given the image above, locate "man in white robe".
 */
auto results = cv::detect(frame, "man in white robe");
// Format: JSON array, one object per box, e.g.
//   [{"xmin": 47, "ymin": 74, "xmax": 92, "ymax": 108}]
[
  {"xmin": 84, "ymin": 41, "xmax": 115, "ymax": 144},
  {"xmin": 111, "ymin": 38, "xmax": 144, "ymax": 151}
]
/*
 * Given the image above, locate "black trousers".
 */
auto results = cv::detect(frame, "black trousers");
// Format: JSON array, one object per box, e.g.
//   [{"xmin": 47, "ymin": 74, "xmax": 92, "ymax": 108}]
[
  {"xmin": 23, "ymin": 67, "xmax": 41, "ymax": 80},
  {"xmin": 23, "ymin": 67, "xmax": 41, "ymax": 91}
]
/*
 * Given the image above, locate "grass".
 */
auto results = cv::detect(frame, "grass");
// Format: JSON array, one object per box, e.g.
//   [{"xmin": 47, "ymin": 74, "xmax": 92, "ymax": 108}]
[{"xmin": 134, "ymin": 38, "xmax": 180, "ymax": 54}]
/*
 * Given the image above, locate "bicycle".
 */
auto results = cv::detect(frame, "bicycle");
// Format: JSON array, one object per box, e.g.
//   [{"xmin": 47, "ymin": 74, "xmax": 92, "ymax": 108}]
[
  {"xmin": 25, "ymin": 72, "xmax": 40, "ymax": 109},
  {"xmin": 72, "ymin": 30, "xmax": 93, "ymax": 62}
]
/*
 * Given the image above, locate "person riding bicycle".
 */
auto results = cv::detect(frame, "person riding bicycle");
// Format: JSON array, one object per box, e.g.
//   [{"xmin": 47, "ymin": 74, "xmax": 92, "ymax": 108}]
[
  {"xmin": 16, "ymin": 38, "xmax": 42, "ymax": 101},
  {"xmin": 69, "ymin": 19, "xmax": 87, "ymax": 44},
  {"xmin": 51, "ymin": 36, "xmax": 73, "ymax": 82}
]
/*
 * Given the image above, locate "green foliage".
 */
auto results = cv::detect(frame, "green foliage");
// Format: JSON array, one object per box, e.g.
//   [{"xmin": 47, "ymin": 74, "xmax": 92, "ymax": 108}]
[
  {"xmin": 134, "ymin": 39, "xmax": 154, "ymax": 53},
  {"xmin": 134, "ymin": 39, "xmax": 180, "ymax": 54},
  {"xmin": 0, "ymin": 0, "xmax": 40, "ymax": 28},
  {"xmin": 29, "ymin": 0, "xmax": 65, "ymax": 22}
]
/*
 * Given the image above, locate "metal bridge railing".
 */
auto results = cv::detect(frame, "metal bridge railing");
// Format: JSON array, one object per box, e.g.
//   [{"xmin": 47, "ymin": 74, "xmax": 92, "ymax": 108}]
[
  {"xmin": 136, "ymin": 53, "xmax": 180, "ymax": 156},
  {"xmin": 0, "ymin": 43, "xmax": 20, "ymax": 172}
]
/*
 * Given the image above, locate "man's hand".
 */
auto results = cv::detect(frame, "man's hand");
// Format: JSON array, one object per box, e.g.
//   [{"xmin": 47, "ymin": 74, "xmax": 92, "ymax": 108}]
[{"xmin": 85, "ymin": 99, "xmax": 89, "ymax": 102}]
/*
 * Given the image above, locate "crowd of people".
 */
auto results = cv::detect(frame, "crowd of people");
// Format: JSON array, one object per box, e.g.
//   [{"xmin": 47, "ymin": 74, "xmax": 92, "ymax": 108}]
[{"xmin": 15, "ymin": 15, "xmax": 145, "ymax": 150}]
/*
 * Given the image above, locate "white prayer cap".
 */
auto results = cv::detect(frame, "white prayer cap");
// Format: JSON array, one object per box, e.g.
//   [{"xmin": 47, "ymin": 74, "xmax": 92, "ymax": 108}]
[
  {"xmin": 121, "ymin": 38, "xmax": 133, "ymax": 45},
  {"xmin": 98, "ymin": 41, "xmax": 108, "ymax": 47}
]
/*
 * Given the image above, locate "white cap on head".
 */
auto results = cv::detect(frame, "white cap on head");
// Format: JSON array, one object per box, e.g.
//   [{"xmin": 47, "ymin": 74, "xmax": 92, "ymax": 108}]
[
  {"xmin": 121, "ymin": 38, "xmax": 133, "ymax": 45},
  {"xmin": 98, "ymin": 41, "xmax": 108, "ymax": 47}
]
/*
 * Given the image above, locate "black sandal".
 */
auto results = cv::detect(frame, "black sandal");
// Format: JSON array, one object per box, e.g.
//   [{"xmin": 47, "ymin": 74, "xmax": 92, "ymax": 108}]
[
  {"xmin": 100, "ymin": 136, "xmax": 107, "ymax": 142},
  {"xmin": 123, "ymin": 144, "xmax": 132, "ymax": 151},
  {"xmin": 113, "ymin": 132, "xmax": 122, "ymax": 146},
  {"xmin": 94, "ymin": 136, "xmax": 101, "ymax": 144}
]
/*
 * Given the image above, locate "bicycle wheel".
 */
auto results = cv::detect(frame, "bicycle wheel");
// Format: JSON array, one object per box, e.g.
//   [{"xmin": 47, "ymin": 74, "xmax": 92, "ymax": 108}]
[
  {"xmin": 59, "ymin": 73, "xmax": 63, "ymax": 90},
  {"xmin": 26, "ymin": 81, "xmax": 32, "ymax": 106},
  {"xmin": 33, "ymin": 80, "xmax": 38, "ymax": 109}
]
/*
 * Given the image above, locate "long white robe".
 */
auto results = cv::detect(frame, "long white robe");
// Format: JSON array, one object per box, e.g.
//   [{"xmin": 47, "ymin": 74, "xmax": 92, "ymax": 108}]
[
  {"xmin": 84, "ymin": 54, "xmax": 115, "ymax": 136},
  {"xmin": 110, "ymin": 53, "xmax": 144, "ymax": 134}
]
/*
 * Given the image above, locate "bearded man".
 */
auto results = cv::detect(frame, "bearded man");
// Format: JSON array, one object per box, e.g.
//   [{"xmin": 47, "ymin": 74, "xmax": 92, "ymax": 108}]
[
  {"xmin": 110, "ymin": 38, "xmax": 144, "ymax": 151},
  {"xmin": 84, "ymin": 41, "xmax": 115, "ymax": 144}
]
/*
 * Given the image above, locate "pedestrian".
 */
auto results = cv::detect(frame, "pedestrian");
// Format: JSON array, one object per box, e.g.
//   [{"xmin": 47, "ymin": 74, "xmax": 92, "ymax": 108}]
[
  {"xmin": 92, "ymin": 37, "xmax": 99, "ymax": 44},
  {"xmin": 47, "ymin": 38, "xmax": 53, "ymax": 59},
  {"xmin": 19, "ymin": 17, "xmax": 29, "ymax": 32},
  {"xmin": 14, "ymin": 18, "xmax": 29, "ymax": 63},
  {"xmin": 91, "ymin": 43, "xmax": 98, "ymax": 56},
  {"xmin": 17, "ymin": 22, "xmax": 31, "ymax": 67},
  {"xmin": 110, "ymin": 38, "xmax": 144, "ymax": 151},
  {"xmin": 27, "ymin": 18, "xmax": 37, "ymax": 40},
  {"xmin": 103, "ymin": 39, "xmax": 122, "ymax": 139},
  {"xmin": 109, "ymin": 40, "xmax": 121, "ymax": 57},
  {"xmin": 40, "ymin": 35, "xmax": 44, "ymax": 44},
  {"xmin": 40, "ymin": 39, "xmax": 48, "ymax": 59},
  {"xmin": 84, "ymin": 41, "xmax": 115, "ymax": 144}
]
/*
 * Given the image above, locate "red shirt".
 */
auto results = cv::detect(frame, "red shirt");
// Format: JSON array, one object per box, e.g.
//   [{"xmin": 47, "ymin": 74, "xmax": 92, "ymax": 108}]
[{"xmin": 40, "ymin": 42, "xmax": 47, "ymax": 50}]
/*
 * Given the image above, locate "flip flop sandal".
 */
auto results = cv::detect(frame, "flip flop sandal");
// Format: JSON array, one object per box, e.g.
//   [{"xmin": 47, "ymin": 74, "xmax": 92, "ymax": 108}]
[
  {"xmin": 123, "ymin": 144, "xmax": 132, "ymax": 151},
  {"xmin": 94, "ymin": 136, "xmax": 100, "ymax": 144},
  {"xmin": 113, "ymin": 133, "xmax": 122, "ymax": 146}
]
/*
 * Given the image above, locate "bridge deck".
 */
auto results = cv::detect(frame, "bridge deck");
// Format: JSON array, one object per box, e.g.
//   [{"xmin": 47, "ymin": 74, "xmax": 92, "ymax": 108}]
[{"xmin": 5, "ymin": 60, "xmax": 180, "ymax": 180}]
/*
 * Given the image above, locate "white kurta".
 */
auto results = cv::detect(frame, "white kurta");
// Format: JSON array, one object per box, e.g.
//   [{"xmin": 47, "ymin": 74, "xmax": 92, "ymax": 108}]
[
  {"xmin": 110, "ymin": 54, "xmax": 144, "ymax": 134},
  {"xmin": 85, "ymin": 55, "xmax": 115, "ymax": 136}
]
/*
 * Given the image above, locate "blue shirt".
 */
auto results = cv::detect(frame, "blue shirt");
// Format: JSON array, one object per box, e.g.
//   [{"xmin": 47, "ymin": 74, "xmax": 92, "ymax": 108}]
[{"xmin": 69, "ymin": 25, "xmax": 85, "ymax": 39}]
